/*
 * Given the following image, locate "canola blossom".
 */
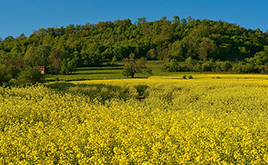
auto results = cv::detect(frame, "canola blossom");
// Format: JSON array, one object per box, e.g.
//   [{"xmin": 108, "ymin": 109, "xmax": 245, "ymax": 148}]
[{"xmin": 1, "ymin": 75, "xmax": 268, "ymax": 164}]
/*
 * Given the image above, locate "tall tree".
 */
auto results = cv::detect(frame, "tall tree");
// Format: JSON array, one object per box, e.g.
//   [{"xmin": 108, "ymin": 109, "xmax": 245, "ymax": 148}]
[
  {"xmin": 136, "ymin": 17, "xmax": 146, "ymax": 26},
  {"xmin": 122, "ymin": 53, "xmax": 150, "ymax": 78}
]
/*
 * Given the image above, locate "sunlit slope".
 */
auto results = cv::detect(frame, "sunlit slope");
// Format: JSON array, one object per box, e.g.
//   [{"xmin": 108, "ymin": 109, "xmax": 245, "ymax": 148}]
[{"xmin": 72, "ymin": 74, "xmax": 268, "ymax": 86}]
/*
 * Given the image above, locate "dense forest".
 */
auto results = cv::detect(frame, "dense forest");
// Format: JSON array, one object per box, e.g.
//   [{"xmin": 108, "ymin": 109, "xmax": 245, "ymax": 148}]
[{"xmin": 1, "ymin": 16, "xmax": 268, "ymax": 84}]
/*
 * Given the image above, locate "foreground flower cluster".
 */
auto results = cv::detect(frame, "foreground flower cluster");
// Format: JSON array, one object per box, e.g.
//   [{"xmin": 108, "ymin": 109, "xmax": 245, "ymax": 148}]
[{"xmin": 1, "ymin": 76, "xmax": 268, "ymax": 164}]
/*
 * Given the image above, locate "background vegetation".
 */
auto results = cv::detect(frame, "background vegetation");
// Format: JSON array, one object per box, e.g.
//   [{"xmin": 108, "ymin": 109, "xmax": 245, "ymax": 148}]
[{"xmin": 1, "ymin": 16, "xmax": 268, "ymax": 85}]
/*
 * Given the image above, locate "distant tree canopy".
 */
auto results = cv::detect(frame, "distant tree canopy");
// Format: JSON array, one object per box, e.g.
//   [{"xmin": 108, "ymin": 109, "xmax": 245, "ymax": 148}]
[{"xmin": 1, "ymin": 16, "xmax": 268, "ymax": 83}]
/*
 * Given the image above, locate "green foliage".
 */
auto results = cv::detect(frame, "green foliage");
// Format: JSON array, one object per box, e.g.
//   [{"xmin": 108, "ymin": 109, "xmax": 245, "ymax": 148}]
[
  {"xmin": 135, "ymin": 85, "xmax": 149, "ymax": 97},
  {"xmin": 24, "ymin": 45, "xmax": 50, "ymax": 67},
  {"xmin": 0, "ymin": 64, "xmax": 13, "ymax": 85},
  {"xmin": 80, "ymin": 43, "xmax": 103, "ymax": 66},
  {"xmin": 201, "ymin": 60, "xmax": 215, "ymax": 72},
  {"xmin": 231, "ymin": 62, "xmax": 257, "ymax": 73},
  {"xmin": 60, "ymin": 58, "xmax": 77, "ymax": 74},
  {"xmin": 18, "ymin": 66, "xmax": 45, "ymax": 84},
  {"xmin": 232, "ymin": 62, "xmax": 244, "ymax": 73},
  {"xmin": 247, "ymin": 51, "xmax": 268, "ymax": 65},
  {"xmin": 220, "ymin": 61, "xmax": 232, "ymax": 72},
  {"xmin": 1, "ymin": 15, "xmax": 268, "ymax": 81},
  {"xmin": 142, "ymin": 68, "xmax": 153, "ymax": 77},
  {"xmin": 243, "ymin": 63, "xmax": 257, "ymax": 73},
  {"xmin": 48, "ymin": 48, "xmax": 66, "ymax": 74},
  {"xmin": 162, "ymin": 59, "xmax": 180, "ymax": 72},
  {"xmin": 122, "ymin": 53, "xmax": 150, "ymax": 78},
  {"xmin": 122, "ymin": 65, "xmax": 133, "ymax": 78},
  {"xmin": 112, "ymin": 56, "xmax": 117, "ymax": 62},
  {"xmin": 45, "ymin": 82, "xmax": 74, "ymax": 91},
  {"xmin": 188, "ymin": 75, "xmax": 193, "ymax": 79},
  {"xmin": 198, "ymin": 37, "xmax": 216, "ymax": 60},
  {"xmin": 8, "ymin": 78, "xmax": 19, "ymax": 85},
  {"xmin": 46, "ymin": 83, "xmax": 132, "ymax": 103},
  {"xmin": 185, "ymin": 57, "xmax": 194, "ymax": 65}
]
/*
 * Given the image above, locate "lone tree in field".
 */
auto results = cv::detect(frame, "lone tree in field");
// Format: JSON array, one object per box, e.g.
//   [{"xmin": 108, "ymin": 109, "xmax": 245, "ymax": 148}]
[{"xmin": 122, "ymin": 53, "xmax": 152, "ymax": 78}]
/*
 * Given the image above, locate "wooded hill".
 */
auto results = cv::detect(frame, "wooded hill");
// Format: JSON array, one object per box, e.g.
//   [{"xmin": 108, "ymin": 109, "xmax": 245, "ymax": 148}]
[{"xmin": 1, "ymin": 16, "xmax": 268, "ymax": 84}]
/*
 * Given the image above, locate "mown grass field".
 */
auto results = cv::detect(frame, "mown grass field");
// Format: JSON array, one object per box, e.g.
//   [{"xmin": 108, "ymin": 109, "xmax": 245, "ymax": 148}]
[
  {"xmin": 45, "ymin": 61, "xmax": 205, "ymax": 81},
  {"xmin": 1, "ymin": 74, "xmax": 268, "ymax": 164}
]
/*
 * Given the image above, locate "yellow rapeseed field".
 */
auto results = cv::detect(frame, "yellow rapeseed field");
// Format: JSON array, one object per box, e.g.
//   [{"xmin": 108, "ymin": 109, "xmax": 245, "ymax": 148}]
[{"xmin": 1, "ymin": 74, "xmax": 268, "ymax": 164}]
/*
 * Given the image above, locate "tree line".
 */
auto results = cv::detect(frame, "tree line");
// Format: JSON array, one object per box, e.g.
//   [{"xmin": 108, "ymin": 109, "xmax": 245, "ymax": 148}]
[{"xmin": 1, "ymin": 16, "xmax": 268, "ymax": 84}]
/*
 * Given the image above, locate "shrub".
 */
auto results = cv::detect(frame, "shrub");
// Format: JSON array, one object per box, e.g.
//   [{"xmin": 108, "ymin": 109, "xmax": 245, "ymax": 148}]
[
  {"xmin": 122, "ymin": 66, "xmax": 133, "ymax": 78},
  {"xmin": 220, "ymin": 61, "xmax": 232, "ymax": 72},
  {"xmin": 18, "ymin": 66, "xmax": 45, "ymax": 84},
  {"xmin": 8, "ymin": 78, "xmax": 19, "ymax": 86},
  {"xmin": 188, "ymin": 75, "xmax": 193, "ymax": 79},
  {"xmin": 162, "ymin": 59, "xmax": 180, "ymax": 72},
  {"xmin": 201, "ymin": 60, "xmax": 215, "ymax": 72},
  {"xmin": 135, "ymin": 85, "xmax": 149, "ymax": 97},
  {"xmin": 232, "ymin": 62, "xmax": 244, "ymax": 73},
  {"xmin": 0, "ymin": 64, "xmax": 12, "ymax": 85}
]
